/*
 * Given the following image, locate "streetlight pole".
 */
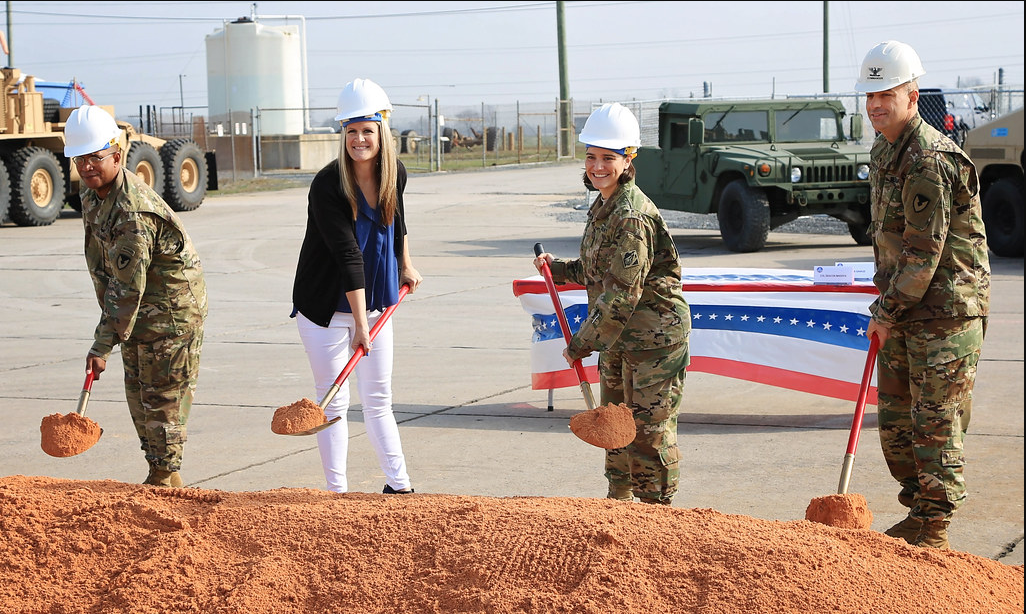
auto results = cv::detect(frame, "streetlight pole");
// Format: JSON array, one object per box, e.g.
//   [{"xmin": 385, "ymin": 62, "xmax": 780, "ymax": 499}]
[{"xmin": 178, "ymin": 74, "xmax": 187, "ymax": 133}]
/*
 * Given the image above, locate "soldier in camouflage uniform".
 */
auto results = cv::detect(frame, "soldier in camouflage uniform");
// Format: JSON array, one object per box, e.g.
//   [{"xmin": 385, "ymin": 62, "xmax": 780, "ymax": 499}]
[
  {"xmin": 535, "ymin": 103, "xmax": 691, "ymax": 505},
  {"xmin": 855, "ymin": 42, "xmax": 990, "ymax": 550},
  {"xmin": 65, "ymin": 106, "xmax": 207, "ymax": 488}
]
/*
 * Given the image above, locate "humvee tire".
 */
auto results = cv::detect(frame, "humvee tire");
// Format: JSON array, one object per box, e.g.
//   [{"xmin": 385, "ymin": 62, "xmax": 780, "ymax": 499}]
[{"xmin": 717, "ymin": 179, "xmax": 770, "ymax": 253}]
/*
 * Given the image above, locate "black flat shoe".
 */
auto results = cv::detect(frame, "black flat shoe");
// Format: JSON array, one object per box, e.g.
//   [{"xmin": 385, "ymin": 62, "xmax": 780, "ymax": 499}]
[{"xmin": 382, "ymin": 484, "xmax": 414, "ymax": 494}]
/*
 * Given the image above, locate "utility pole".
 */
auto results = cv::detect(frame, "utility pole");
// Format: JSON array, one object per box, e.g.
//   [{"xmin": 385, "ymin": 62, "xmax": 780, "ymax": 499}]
[
  {"xmin": 822, "ymin": 1, "xmax": 829, "ymax": 93},
  {"xmin": 556, "ymin": 1, "xmax": 572, "ymax": 157}
]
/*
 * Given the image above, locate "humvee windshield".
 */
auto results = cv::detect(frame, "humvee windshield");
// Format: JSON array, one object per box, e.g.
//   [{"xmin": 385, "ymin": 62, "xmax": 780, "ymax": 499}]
[
  {"xmin": 703, "ymin": 111, "xmax": 768, "ymax": 143},
  {"xmin": 775, "ymin": 108, "xmax": 840, "ymax": 141},
  {"xmin": 697, "ymin": 108, "xmax": 841, "ymax": 143}
]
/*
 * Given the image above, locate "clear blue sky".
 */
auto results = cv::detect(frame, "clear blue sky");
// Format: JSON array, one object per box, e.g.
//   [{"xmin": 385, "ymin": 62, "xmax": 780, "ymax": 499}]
[{"xmin": 5, "ymin": 1, "xmax": 1023, "ymax": 117}]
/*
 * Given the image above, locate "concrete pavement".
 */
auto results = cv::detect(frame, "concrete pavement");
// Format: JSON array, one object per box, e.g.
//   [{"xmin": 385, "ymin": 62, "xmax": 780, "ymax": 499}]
[{"xmin": 1, "ymin": 161, "xmax": 1021, "ymax": 565}]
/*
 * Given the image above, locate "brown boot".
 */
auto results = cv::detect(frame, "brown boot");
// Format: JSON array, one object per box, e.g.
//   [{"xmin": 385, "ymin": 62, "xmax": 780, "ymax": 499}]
[
  {"xmin": 912, "ymin": 520, "xmax": 950, "ymax": 550},
  {"xmin": 884, "ymin": 515, "xmax": 923, "ymax": 544},
  {"xmin": 145, "ymin": 468, "xmax": 183, "ymax": 488}
]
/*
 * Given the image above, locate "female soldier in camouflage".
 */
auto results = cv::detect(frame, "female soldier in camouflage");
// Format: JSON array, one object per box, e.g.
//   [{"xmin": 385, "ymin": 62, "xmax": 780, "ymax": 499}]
[{"xmin": 534, "ymin": 103, "xmax": 691, "ymax": 505}]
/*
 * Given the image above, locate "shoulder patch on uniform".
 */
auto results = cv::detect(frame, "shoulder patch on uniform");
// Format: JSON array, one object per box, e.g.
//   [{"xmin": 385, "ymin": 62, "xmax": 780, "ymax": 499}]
[
  {"xmin": 116, "ymin": 249, "xmax": 134, "ymax": 271},
  {"xmin": 622, "ymin": 250, "xmax": 639, "ymax": 268},
  {"xmin": 912, "ymin": 193, "xmax": 931, "ymax": 213}
]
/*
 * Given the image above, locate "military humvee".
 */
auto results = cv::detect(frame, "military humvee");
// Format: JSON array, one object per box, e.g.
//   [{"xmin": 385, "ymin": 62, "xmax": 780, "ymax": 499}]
[{"xmin": 633, "ymin": 99, "xmax": 870, "ymax": 252}]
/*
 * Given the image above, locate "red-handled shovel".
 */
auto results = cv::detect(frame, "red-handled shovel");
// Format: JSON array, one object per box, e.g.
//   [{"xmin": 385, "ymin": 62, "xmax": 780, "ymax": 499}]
[
  {"xmin": 533, "ymin": 243, "xmax": 635, "ymax": 450},
  {"xmin": 279, "ymin": 283, "xmax": 411, "ymax": 436},
  {"xmin": 805, "ymin": 332, "xmax": 880, "ymax": 529},
  {"xmin": 837, "ymin": 332, "xmax": 881, "ymax": 494},
  {"xmin": 534, "ymin": 243, "xmax": 596, "ymax": 410}
]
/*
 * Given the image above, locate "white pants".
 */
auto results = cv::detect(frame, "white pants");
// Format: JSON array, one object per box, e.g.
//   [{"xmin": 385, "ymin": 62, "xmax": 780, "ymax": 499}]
[{"xmin": 296, "ymin": 310, "xmax": 411, "ymax": 493}]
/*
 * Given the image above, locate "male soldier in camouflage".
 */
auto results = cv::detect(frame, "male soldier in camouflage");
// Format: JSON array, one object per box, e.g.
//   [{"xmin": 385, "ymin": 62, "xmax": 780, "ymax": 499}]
[
  {"xmin": 534, "ymin": 103, "xmax": 691, "ymax": 505},
  {"xmin": 855, "ymin": 42, "xmax": 990, "ymax": 549},
  {"xmin": 64, "ymin": 106, "xmax": 207, "ymax": 488}
]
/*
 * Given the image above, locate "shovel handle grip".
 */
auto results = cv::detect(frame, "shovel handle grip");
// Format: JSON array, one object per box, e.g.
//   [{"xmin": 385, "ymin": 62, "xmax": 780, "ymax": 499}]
[
  {"xmin": 534, "ymin": 243, "xmax": 591, "ymax": 387},
  {"xmin": 75, "ymin": 369, "xmax": 95, "ymax": 416}
]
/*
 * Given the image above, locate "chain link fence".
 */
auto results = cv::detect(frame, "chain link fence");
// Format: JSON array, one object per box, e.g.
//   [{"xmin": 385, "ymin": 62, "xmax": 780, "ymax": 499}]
[{"xmin": 137, "ymin": 85, "xmax": 1023, "ymax": 183}]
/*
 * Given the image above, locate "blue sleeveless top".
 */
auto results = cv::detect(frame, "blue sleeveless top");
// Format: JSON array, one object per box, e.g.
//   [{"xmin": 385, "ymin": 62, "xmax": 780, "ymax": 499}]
[{"xmin": 337, "ymin": 192, "xmax": 399, "ymax": 313}]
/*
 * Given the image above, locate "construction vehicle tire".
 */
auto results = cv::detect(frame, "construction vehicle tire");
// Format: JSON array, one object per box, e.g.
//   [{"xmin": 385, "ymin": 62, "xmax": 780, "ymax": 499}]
[
  {"xmin": 0, "ymin": 162, "xmax": 9, "ymax": 224},
  {"xmin": 5, "ymin": 147, "xmax": 65, "ymax": 227},
  {"xmin": 126, "ymin": 141, "xmax": 165, "ymax": 193},
  {"xmin": 161, "ymin": 139, "xmax": 207, "ymax": 212}
]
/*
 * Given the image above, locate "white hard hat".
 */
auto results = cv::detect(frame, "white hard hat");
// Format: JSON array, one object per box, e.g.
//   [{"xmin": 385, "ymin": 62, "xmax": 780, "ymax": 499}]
[
  {"xmin": 578, "ymin": 102, "xmax": 641, "ymax": 154},
  {"xmin": 334, "ymin": 78, "xmax": 393, "ymax": 123},
  {"xmin": 854, "ymin": 40, "xmax": 926, "ymax": 93},
  {"xmin": 64, "ymin": 105, "xmax": 122, "ymax": 157}
]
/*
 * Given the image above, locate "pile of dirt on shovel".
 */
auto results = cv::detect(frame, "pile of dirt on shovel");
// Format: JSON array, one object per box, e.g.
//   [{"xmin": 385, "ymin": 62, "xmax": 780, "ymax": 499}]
[
  {"xmin": 271, "ymin": 397, "xmax": 326, "ymax": 434},
  {"xmin": 0, "ymin": 475, "xmax": 1021, "ymax": 614},
  {"xmin": 39, "ymin": 412, "xmax": 102, "ymax": 457}
]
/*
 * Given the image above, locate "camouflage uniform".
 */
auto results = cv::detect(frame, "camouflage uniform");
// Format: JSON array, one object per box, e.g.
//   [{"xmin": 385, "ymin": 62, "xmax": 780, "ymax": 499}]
[
  {"xmin": 82, "ymin": 168, "xmax": 207, "ymax": 473},
  {"xmin": 550, "ymin": 180, "xmax": 691, "ymax": 504},
  {"xmin": 868, "ymin": 114, "xmax": 990, "ymax": 522}
]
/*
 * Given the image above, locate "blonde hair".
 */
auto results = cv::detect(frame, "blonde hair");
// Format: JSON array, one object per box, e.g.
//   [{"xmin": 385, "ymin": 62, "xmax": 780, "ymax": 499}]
[{"xmin": 338, "ymin": 118, "xmax": 398, "ymax": 225}]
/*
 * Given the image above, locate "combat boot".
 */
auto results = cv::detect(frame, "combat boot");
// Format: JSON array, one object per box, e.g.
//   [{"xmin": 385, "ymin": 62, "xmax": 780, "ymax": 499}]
[
  {"xmin": 883, "ymin": 515, "xmax": 923, "ymax": 544},
  {"xmin": 144, "ymin": 468, "xmax": 184, "ymax": 488},
  {"xmin": 912, "ymin": 520, "xmax": 950, "ymax": 550}
]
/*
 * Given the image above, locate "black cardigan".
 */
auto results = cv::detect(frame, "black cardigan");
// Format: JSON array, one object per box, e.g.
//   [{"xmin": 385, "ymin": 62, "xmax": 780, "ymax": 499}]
[{"xmin": 292, "ymin": 159, "xmax": 408, "ymax": 327}]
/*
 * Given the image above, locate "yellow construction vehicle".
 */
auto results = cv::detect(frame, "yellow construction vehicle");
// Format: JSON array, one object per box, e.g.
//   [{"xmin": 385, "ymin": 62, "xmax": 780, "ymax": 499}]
[{"xmin": 1, "ymin": 64, "xmax": 212, "ymax": 227}]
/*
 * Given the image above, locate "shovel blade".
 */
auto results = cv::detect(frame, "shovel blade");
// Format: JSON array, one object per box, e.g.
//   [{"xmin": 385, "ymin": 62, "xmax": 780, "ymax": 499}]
[{"xmin": 280, "ymin": 415, "xmax": 342, "ymax": 436}]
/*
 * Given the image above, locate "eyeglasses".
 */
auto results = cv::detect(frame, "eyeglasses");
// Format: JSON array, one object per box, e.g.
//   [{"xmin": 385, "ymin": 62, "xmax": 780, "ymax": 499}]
[{"xmin": 71, "ymin": 149, "xmax": 119, "ymax": 167}]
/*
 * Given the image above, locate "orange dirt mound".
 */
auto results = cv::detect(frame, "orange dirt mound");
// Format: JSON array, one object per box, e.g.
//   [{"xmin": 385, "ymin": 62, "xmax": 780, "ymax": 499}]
[
  {"xmin": 805, "ymin": 492, "xmax": 874, "ymax": 529},
  {"xmin": 39, "ymin": 412, "xmax": 102, "ymax": 457},
  {"xmin": 271, "ymin": 397, "xmax": 326, "ymax": 434},
  {"xmin": 569, "ymin": 402, "xmax": 635, "ymax": 449},
  {"xmin": 0, "ymin": 476, "xmax": 1020, "ymax": 614}
]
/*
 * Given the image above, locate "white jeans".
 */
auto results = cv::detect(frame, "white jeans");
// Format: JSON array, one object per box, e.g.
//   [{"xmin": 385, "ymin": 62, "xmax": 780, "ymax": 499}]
[{"xmin": 296, "ymin": 310, "xmax": 411, "ymax": 493}]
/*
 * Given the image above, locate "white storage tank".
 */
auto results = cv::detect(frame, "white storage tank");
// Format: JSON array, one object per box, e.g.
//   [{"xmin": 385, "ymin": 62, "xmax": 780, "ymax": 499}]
[{"xmin": 206, "ymin": 17, "xmax": 304, "ymax": 135}]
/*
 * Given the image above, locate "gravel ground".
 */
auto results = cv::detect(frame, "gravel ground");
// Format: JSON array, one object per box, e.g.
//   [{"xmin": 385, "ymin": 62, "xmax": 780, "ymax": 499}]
[{"xmin": 554, "ymin": 193, "xmax": 852, "ymax": 236}]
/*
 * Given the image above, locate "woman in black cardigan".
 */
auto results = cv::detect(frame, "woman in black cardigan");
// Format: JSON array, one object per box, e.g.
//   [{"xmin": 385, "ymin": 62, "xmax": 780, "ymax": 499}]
[{"xmin": 292, "ymin": 78, "xmax": 423, "ymax": 494}]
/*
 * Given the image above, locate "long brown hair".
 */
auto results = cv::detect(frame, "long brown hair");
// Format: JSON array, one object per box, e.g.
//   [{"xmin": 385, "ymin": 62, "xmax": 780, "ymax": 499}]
[{"xmin": 338, "ymin": 118, "xmax": 399, "ymax": 225}]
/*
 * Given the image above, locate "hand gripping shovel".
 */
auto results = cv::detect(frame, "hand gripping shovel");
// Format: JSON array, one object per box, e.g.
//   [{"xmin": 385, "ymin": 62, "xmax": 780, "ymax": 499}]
[
  {"xmin": 533, "ymin": 243, "xmax": 634, "ymax": 450},
  {"xmin": 837, "ymin": 332, "xmax": 880, "ymax": 494},
  {"xmin": 279, "ymin": 284, "xmax": 411, "ymax": 436}
]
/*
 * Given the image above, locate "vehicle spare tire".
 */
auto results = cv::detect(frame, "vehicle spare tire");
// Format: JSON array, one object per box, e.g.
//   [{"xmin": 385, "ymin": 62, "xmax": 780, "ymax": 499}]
[
  {"xmin": 401, "ymin": 130, "xmax": 418, "ymax": 154},
  {"xmin": 161, "ymin": 139, "xmax": 207, "ymax": 212}
]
